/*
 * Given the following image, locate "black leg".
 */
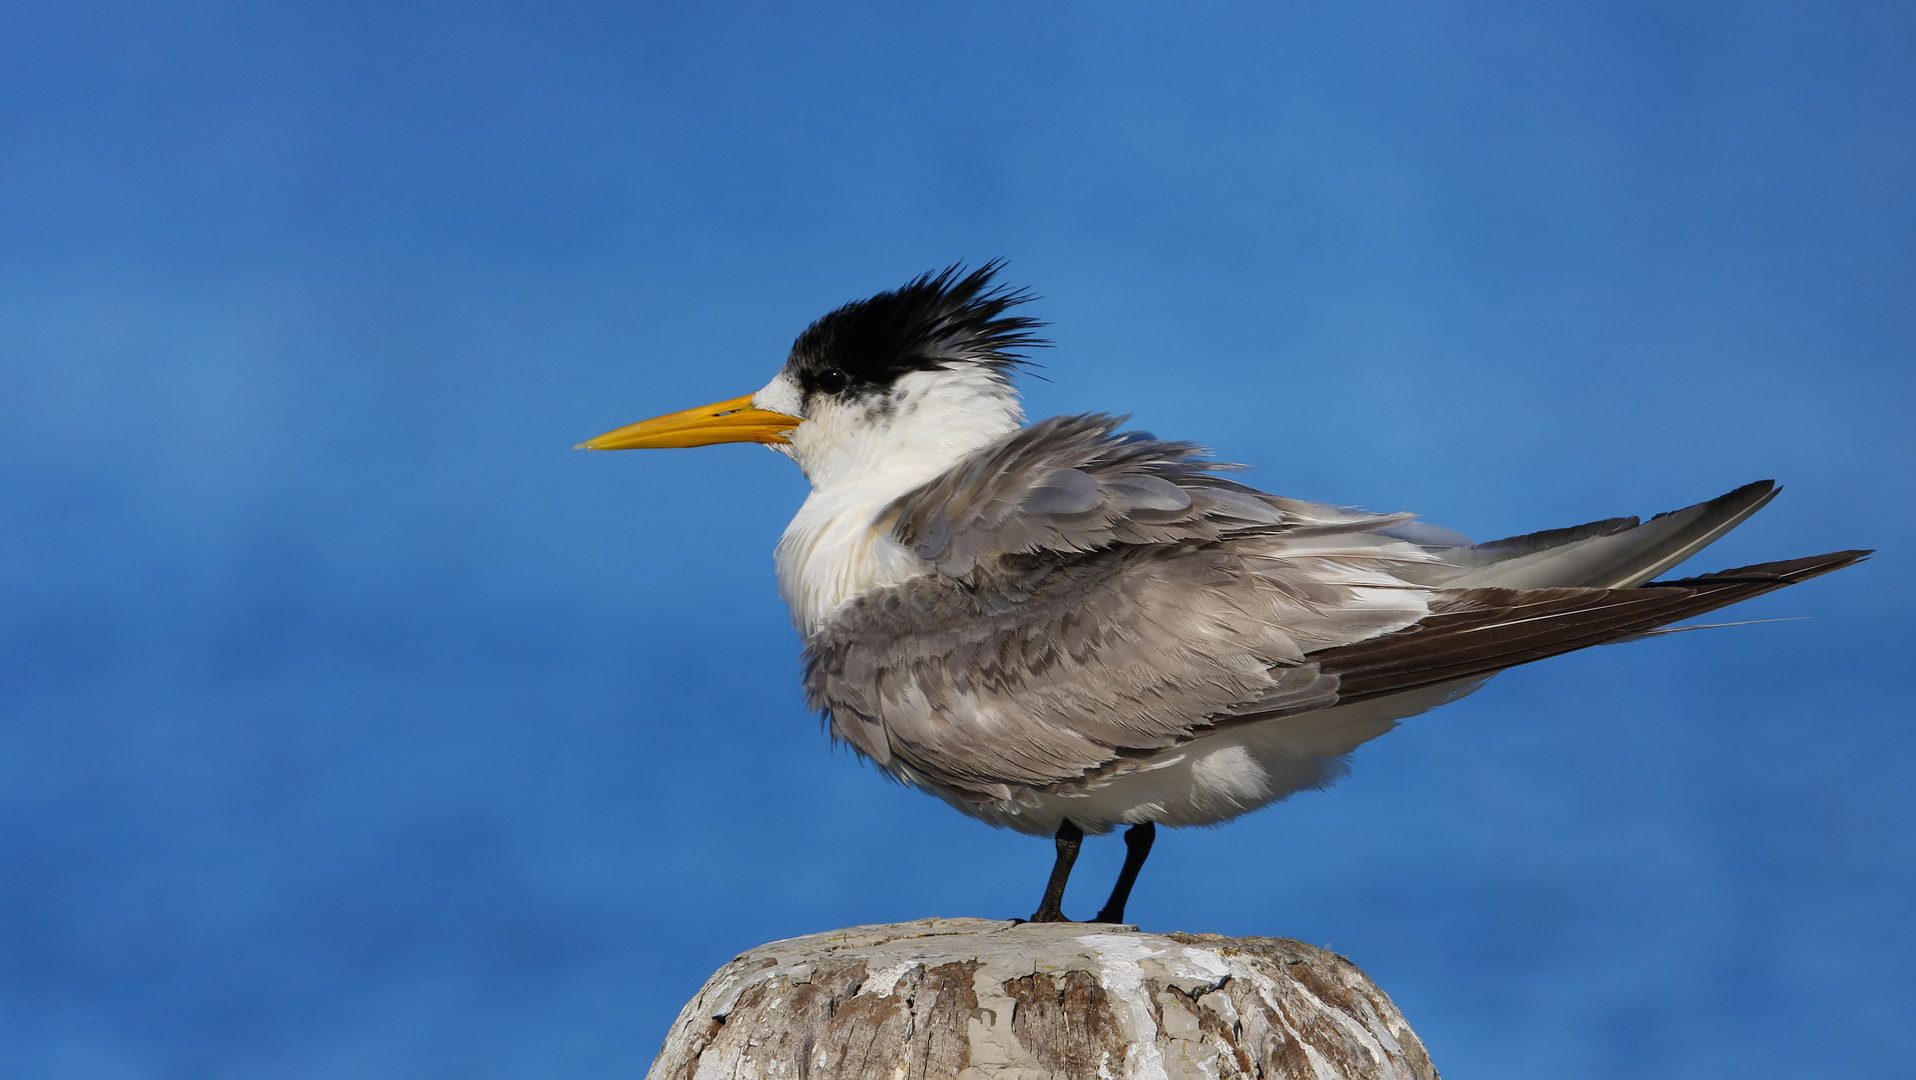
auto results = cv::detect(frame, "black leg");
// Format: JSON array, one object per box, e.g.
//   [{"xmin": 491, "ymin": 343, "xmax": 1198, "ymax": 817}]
[
  {"xmin": 1092, "ymin": 822, "xmax": 1156, "ymax": 924},
  {"xmin": 1027, "ymin": 819, "xmax": 1084, "ymax": 923}
]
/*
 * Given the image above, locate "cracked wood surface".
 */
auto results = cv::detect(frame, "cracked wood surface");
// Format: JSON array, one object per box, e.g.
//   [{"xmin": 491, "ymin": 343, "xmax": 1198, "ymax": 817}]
[{"xmin": 648, "ymin": 917, "xmax": 1438, "ymax": 1080}]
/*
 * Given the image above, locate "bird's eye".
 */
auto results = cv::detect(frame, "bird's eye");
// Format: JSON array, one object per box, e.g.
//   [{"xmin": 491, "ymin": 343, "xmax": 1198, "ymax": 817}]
[{"xmin": 815, "ymin": 368, "xmax": 850, "ymax": 395}]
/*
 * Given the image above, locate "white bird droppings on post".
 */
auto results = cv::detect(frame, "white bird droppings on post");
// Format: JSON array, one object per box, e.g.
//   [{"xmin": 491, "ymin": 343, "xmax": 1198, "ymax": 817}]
[{"xmin": 648, "ymin": 918, "xmax": 1438, "ymax": 1080}]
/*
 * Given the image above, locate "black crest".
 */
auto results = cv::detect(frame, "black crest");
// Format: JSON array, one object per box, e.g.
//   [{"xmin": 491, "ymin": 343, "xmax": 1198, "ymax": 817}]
[{"xmin": 786, "ymin": 262, "xmax": 1048, "ymax": 400}]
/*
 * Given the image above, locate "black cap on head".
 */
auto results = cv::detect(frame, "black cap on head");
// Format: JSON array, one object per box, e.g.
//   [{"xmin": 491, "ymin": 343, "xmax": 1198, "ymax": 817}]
[{"xmin": 785, "ymin": 262, "xmax": 1047, "ymax": 401}]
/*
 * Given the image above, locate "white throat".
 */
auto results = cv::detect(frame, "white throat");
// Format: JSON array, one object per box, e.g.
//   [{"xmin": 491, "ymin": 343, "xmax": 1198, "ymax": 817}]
[{"xmin": 753, "ymin": 367, "xmax": 1024, "ymax": 636}]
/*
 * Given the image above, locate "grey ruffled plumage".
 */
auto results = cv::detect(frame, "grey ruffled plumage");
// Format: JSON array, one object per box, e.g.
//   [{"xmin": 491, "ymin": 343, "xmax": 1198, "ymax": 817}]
[{"xmin": 805, "ymin": 416, "xmax": 1860, "ymax": 837}]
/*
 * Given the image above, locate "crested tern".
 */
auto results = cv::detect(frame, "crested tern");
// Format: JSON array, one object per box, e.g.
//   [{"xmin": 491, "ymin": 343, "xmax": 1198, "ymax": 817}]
[{"xmin": 579, "ymin": 264, "xmax": 1866, "ymax": 924}]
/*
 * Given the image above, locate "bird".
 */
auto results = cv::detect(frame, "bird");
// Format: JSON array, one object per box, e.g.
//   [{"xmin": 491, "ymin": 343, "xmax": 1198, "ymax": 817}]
[{"xmin": 577, "ymin": 263, "xmax": 1867, "ymax": 924}]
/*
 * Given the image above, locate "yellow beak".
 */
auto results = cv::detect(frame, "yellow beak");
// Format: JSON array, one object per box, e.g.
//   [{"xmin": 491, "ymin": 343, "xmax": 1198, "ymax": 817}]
[{"xmin": 575, "ymin": 394, "xmax": 804, "ymax": 450}]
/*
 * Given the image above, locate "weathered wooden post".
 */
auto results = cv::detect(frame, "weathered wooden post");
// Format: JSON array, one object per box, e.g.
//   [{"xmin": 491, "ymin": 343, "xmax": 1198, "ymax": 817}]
[{"xmin": 648, "ymin": 917, "xmax": 1438, "ymax": 1079}]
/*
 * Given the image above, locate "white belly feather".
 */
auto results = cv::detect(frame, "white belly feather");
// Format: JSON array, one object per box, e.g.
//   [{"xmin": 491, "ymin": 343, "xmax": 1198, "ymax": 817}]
[{"xmin": 980, "ymin": 679, "xmax": 1487, "ymax": 836}]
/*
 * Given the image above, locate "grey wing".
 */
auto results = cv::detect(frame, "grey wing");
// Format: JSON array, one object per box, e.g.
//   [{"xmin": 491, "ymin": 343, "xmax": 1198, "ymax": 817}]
[
  {"xmin": 816, "ymin": 416, "xmax": 1445, "ymax": 796},
  {"xmin": 881, "ymin": 413, "xmax": 1425, "ymax": 578},
  {"xmin": 806, "ymin": 548, "xmax": 1868, "ymax": 805},
  {"xmin": 804, "ymin": 542, "xmax": 1389, "ymax": 799},
  {"xmin": 821, "ymin": 418, "xmax": 1856, "ymax": 808}
]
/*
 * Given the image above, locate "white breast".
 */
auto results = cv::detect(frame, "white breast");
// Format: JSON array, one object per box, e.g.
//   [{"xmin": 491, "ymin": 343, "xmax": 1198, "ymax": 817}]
[{"xmin": 775, "ymin": 484, "xmax": 933, "ymax": 637}]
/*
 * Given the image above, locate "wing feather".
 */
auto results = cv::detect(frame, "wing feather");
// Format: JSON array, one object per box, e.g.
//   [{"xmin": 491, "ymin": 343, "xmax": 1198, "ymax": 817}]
[
  {"xmin": 1409, "ymin": 481, "xmax": 1781, "ymax": 589},
  {"xmin": 882, "ymin": 414, "xmax": 1383, "ymax": 576},
  {"xmin": 806, "ymin": 541, "xmax": 1416, "ymax": 798}
]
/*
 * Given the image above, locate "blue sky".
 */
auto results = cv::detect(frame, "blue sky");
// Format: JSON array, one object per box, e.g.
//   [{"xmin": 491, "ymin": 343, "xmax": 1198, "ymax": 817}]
[{"xmin": 2, "ymin": 2, "xmax": 1911, "ymax": 1077}]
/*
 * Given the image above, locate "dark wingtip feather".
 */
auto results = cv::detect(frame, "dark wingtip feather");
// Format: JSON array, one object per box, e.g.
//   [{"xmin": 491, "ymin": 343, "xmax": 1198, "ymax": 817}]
[
  {"xmin": 1647, "ymin": 549, "xmax": 1872, "ymax": 588},
  {"xmin": 1644, "ymin": 479, "xmax": 1780, "ymax": 528}
]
